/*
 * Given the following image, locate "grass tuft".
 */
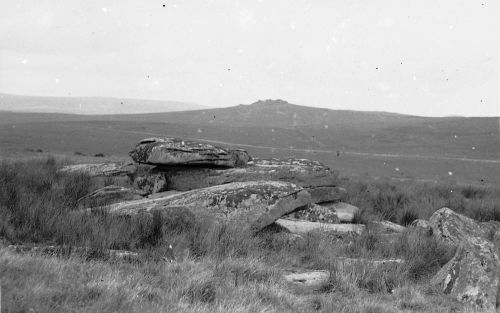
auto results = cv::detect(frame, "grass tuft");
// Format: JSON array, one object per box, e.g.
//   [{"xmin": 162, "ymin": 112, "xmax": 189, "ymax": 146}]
[{"xmin": 182, "ymin": 278, "xmax": 218, "ymax": 303}]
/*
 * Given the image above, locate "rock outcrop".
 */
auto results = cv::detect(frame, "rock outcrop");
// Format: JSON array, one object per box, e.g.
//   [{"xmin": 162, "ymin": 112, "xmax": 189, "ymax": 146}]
[
  {"xmin": 410, "ymin": 219, "xmax": 431, "ymax": 232},
  {"xmin": 59, "ymin": 162, "xmax": 133, "ymax": 177},
  {"xmin": 275, "ymin": 219, "xmax": 365, "ymax": 235},
  {"xmin": 284, "ymin": 270, "xmax": 330, "ymax": 290},
  {"xmin": 77, "ymin": 185, "xmax": 144, "ymax": 207},
  {"xmin": 429, "ymin": 208, "xmax": 500, "ymax": 311},
  {"xmin": 431, "ymin": 245, "xmax": 499, "ymax": 311},
  {"xmin": 132, "ymin": 158, "xmax": 339, "ymax": 193},
  {"xmin": 85, "ymin": 181, "xmax": 346, "ymax": 233},
  {"xmin": 317, "ymin": 202, "xmax": 360, "ymax": 223},
  {"xmin": 129, "ymin": 137, "xmax": 251, "ymax": 167},
  {"xmin": 371, "ymin": 220, "xmax": 406, "ymax": 234},
  {"xmin": 283, "ymin": 204, "xmax": 340, "ymax": 223}
]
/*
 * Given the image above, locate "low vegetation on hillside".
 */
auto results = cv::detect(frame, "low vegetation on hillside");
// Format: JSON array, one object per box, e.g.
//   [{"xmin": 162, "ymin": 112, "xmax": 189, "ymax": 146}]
[{"xmin": 1, "ymin": 157, "xmax": 498, "ymax": 312}]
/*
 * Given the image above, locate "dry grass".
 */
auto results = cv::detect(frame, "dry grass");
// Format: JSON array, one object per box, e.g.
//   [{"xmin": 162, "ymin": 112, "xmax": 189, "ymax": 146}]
[
  {"xmin": 0, "ymin": 157, "xmax": 498, "ymax": 312},
  {"xmin": 1, "ymin": 249, "xmax": 484, "ymax": 313}
]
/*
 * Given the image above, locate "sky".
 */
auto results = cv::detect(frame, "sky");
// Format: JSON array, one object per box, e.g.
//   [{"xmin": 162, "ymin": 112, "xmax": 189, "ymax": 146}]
[{"xmin": 0, "ymin": 0, "xmax": 498, "ymax": 116}]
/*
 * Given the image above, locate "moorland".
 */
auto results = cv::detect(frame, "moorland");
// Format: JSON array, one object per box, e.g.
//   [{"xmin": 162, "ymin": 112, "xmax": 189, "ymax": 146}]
[{"xmin": 0, "ymin": 96, "xmax": 499, "ymax": 313}]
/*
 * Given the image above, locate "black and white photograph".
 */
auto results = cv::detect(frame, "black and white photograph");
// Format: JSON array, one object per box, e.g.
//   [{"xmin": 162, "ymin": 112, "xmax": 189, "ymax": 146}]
[{"xmin": 0, "ymin": 0, "xmax": 498, "ymax": 312}]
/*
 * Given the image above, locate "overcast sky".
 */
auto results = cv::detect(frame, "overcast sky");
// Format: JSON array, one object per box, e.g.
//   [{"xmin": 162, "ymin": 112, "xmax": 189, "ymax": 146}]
[{"xmin": 0, "ymin": 0, "xmax": 498, "ymax": 116}]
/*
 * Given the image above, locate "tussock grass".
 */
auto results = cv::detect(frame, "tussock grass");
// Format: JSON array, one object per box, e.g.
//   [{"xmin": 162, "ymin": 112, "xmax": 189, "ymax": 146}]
[
  {"xmin": 0, "ymin": 157, "xmax": 497, "ymax": 312},
  {"xmin": 1, "ymin": 249, "xmax": 481, "ymax": 313},
  {"xmin": 343, "ymin": 178, "xmax": 500, "ymax": 224}
]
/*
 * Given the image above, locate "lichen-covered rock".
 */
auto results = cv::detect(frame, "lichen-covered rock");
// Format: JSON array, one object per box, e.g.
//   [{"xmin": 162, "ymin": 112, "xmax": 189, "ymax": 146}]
[
  {"xmin": 77, "ymin": 185, "xmax": 144, "ymax": 207},
  {"xmin": 84, "ymin": 181, "xmax": 345, "ymax": 233},
  {"xmin": 134, "ymin": 157, "xmax": 338, "ymax": 194},
  {"xmin": 59, "ymin": 162, "xmax": 133, "ymax": 177},
  {"xmin": 282, "ymin": 204, "xmax": 340, "ymax": 223},
  {"xmin": 133, "ymin": 169, "xmax": 168, "ymax": 194},
  {"xmin": 429, "ymin": 208, "xmax": 500, "ymax": 311},
  {"xmin": 284, "ymin": 270, "xmax": 330, "ymax": 290},
  {"xmin": 371, "ymin": 220, "xmax": 406, "ymax": 234},
  {"xmin": 275, "ymin": 219, "xmax": 365, "ymax": 235},
  {"xmin": 431, "ymin": 245, "xmax": 500, "ymax": 312},
  {"xmin": 316, "ymin": 202, "xmax": 359, "ymax": 223},
  {"xmin": 129, "ymin": 137, "xmax": 251, "ymax": 167},
  {"xmin": 410, "ymin": 219, "xmax": 431, "ymax": 231},
  {"xmin": 429, "ymin": 207, "xmax": 496, "ymax": 246}
]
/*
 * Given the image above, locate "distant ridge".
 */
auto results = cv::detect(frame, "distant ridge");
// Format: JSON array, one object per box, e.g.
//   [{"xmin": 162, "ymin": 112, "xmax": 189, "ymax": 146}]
[
  {"xmin": 108, "ymin": 98, "xmax": 424, "ymax": 128},
  {"xmin": 0, "ymin": 93, "xmax": 207, "ymax": 115},
  {"xmin": 0, "ymin": 98, "xmax": 498, "ymax": 163}
]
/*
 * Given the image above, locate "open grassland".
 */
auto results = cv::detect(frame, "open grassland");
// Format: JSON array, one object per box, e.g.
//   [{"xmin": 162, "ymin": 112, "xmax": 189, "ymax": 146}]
[
  {"xmin": 0, "ymin": 120, "xmax": 498, "ymax": 185},
  {"xmin": 1, "ymin": 157, "xmax": 499, "ymax": 312},
  {"xmin": 1, "ymin": 107, "xmax": 498, "ymax": 186}
]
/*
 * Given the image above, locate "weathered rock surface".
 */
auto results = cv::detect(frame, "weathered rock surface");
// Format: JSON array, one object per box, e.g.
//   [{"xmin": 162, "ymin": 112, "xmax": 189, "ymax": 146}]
[
  {"xmin": 129, "ymin": 137, "xmax": 251, "ymax": 167},
  {"xmin": 429, "ymin": 207, "xmax": 497, "ymax": 247},
  {"xmin": 431, "ymin": 245, "xmax": 500, "ymax": 312},
  {"xmin": 275, "ymin": 219, "xmax": 365, "ymax": 235},
  {"xmin": 59, "ymin": 162, "xmax": 133, "ymax": 177},
  {"xmin": 77, "ymin": 185, "xmax": 144, "ymax": 207},
  {"xmin": 410, "ymin": 219, "xmax": 431, "ymax": 231},
  {"xmin": 429, "ymin": 208, "xmax": 500, "ymax": 311},
  {"xmin": 371, "ymin": 220, "xmax": 406, "ymax": 234},
  {"xmin": 147, "ymin": 190, "xmax": 182, "ymax": 199},
  {"xmin": 284, "ymin": 258, "xmax": 404, "ymax": 291},
  {"xmin": 133, "ymin": 168, "xmax": 168, "ymax": 194},
  {"xmin": 334, "ymin": 257, "xmax": 405, "ymax": 273},
  {"xmin": 85, "ymin": 181, "xmax": 345, "ymax": 233},
  {"xmin": 283, "ymin": 204, "xmax": 340, "ymax": 223},
  {"xmin": 284, "ymin": 270, "xmax": 330, "ymax": 290},
  {"xmin": 133, "ymin": 158, "xmax": 339, "ymax": 193},
  {"xmin": 317, "ymin": 202, "xmax": 359, "ymax": 223}
]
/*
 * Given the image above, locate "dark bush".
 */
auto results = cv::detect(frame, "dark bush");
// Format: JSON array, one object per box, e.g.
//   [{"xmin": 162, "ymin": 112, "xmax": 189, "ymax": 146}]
[
  {"xmin": 399, "ymin": 210, "xmax": 419, "ymax": 226},
  {"xmin": 94, "ymin": 153, "xmax": 105, "ymax": 157},
  {"xmin": 461, "ymin": 185, "xmax": 486, "ymax": 199},
  {"xmin": 371, "ymin": 189, "xmax": 409, "ymax": 222},
  {"xmin": 470, "ymin": 204, "xmax": 500, "ymax": 222}
]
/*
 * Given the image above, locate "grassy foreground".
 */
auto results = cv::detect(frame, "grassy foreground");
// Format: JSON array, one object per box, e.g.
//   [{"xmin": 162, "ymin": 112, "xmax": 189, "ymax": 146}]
[{"xmin": 1, "ymin": 157, "xmax": 499, "ymax": 312}]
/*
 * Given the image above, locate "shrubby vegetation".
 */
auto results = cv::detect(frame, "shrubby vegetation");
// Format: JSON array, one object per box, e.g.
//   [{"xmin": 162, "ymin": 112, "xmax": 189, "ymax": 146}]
[{"xmin": 0, "ymin": 157, "xmax": 498, "ymax": 312}]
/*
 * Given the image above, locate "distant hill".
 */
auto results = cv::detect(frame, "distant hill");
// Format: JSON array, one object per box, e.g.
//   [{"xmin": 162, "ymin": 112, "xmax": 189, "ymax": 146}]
[
  {"xmin": 87, "ymin": 99, "xmax": 497, "ymax": 159},
  {"xmin": 0, "ymin": 93, "xmax": 206, "ymax": 115},
  {"xmin": 0, "ymin": 98, "xmax": 498, "ymax": 185},
  {"xmin": 103, "ymin": 99, "xmax": 417, "ymax": 127},
  {"xmin": 1, "ymin": 98, "xmax": 498, "ymax": 159}
]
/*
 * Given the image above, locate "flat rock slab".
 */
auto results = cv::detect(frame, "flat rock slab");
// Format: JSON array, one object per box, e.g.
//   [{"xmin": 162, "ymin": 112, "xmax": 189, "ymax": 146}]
[
  {"xmin": 284, "ymin": 258, "xmax": 405, "ymax": 291},
  {"xmin": 85, "ymin": 181, "xmax": 344, "ymax": 232},
  {"xmin": 275, "ymin": 219, "xmax": 365, "ymax": 235},
  {"xmin": 59, "ymin": 163, "xmax": 132, "ymax": 177},
  {"xmin": 283, "ymin": 203, "xmax": 340, "ymax": 223},
  {"xmin": 335, "ymin": 257, "xmax": 405, "ymax": 272},
  {"xmin": 284, "ymin": 270, "xmax": 330, "ymax": 290},
  {"xmin": 129, "ymin": 137, "xmax": 251, "ymax": 167},
  {"xmin": 370, "ymin": 220, "xmax": 406, "ymax": 234},
  {"xmin": 77, "ymin": 185, "xmax": 144, "ymax": 207},
  {"xmin": 134, "ymin": 158, "xmax": 339, "ymax": 193}
]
